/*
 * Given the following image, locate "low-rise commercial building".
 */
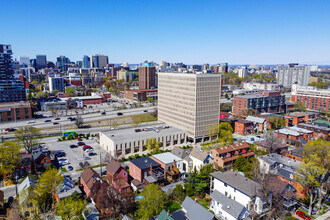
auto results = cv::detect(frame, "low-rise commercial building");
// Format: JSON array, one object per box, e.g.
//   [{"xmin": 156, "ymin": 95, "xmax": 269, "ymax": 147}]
[
  {"xmin": 0, "ymin": 101, "xmax": 33, "ymax": 122},
  {"xmin": 123, "ymin": 89, "xmax": 157, "ymax": 102},
  {"xmin": 99, "ymin": 124, "xmax": 186, "ymax": 157}
]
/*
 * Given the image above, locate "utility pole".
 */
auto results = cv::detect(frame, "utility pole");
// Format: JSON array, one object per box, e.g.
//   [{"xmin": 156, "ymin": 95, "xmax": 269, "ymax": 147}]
[{"xmin": 100, "ymin": 152, "xmax": 102, "ymax": 176}]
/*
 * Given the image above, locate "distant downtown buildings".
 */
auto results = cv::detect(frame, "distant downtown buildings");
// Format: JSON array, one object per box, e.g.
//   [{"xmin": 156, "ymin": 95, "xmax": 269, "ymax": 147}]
[
  {"xmin": 158, "ymin": 72, "xmax": 221, "ymax": 142},
  {"xmin": 277, "ymin": 63, "xmax": 310, "ymax": 88}
]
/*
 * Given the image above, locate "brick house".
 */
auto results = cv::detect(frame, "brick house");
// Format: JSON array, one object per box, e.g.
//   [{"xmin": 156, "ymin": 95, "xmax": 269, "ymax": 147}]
[
  {"xmin": 274, "ymin": 127, "xmax": 313, "ymax": 146},
  {"xmin": 211, "ymin": 142, "xmax": 255, "ymax": 169},
  {"xmin": 235, "ymin": 119, "xmax": 253, "ymax": 135},
  {"xmin": 31, "ymin": 145, "xmax": 59, "ymax": 172},
  {"xmin": 106, "ymin": 160, "xmax": 130, "ymax": 194},
  {"xmin": 282, "ymin": 148, "xmax": 304, "ymax": 162},
  {"xmin": 284, "ymin": 112, "xmax": 319, "ymax": 127},
  {"xmin": 80, "ymin": 167, "xmax": 103, "ymax": 198},
  {"xmin": 297, "ymin": 123, "xmax": 330, "ymax": 141},
  {"xmin": 129, "ymin": 157, "xmax": 164, "ymax": 184}
]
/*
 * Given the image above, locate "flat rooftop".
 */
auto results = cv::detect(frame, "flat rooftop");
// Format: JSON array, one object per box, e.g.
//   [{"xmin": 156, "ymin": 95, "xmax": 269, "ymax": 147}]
[
  {"xmin": 101, "ymin": 124, "xmax": 186, "ymax": 144},
  {"xmin": 152, "ymin": 152, "xmax": 183, "ymax": 164}
]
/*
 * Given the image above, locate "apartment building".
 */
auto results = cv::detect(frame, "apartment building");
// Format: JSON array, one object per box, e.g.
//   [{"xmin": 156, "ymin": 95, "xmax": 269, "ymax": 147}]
[
  {"xmin": 291, "ymin": 84, "xmax": 330, "ymax": 111},
  {"xmin": 243, "ymin": 82, "xmax": 281, "ymax": 91},
  {"xmin": 277, "ymin": 63, "xmax": 310, "ymax": 88},
  {"xmin": 158, "ymin": 72, "xmax": 221, "ymax": 142},
  {"xmin": 232, "ymin": 91, "xmax": 286, "ymax": 116},
  {"xmin": 284, "ymin": 111, "xmax": 319, "ymax": 127},
  {"xmin": 138, "ymin": 66, "xmax": 156, "ymax": 90},
  {"xmin": 274, "ymin": 126, "xmax": 313, "ymax": 146}
]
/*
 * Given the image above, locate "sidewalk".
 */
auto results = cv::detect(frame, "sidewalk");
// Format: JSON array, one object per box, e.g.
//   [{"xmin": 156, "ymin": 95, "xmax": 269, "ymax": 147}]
[{"xmin": 315, "ymin": 211, "xmax": 330, "ymax": 220}]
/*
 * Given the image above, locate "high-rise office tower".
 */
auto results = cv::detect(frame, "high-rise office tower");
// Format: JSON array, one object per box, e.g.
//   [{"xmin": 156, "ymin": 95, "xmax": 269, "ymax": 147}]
[
  {"xmin": 36, "ymin": 55, "xmax": 47, "ymax": 70},
  {"xmin": 49, "ymin": 75, "xmax": 65, "ymax": 92},
  {"xmin": 159, "ymin": 61, "xmax": 168, "ymax": 68},
  {"xmin": 0, "ymin": 44, "xmax": 26, "ymax": 102},
  {"xmin": 19, "ymin": 56, "xmax": 30, "ymax": 67},
  {"xmin": 138, "ymin": 66, "xmax": 156, "ymax": 90},
  {"xmin": 90, "ymin": 55, "xmax": 108, "ymax": 68},
  {"xmin": 220, "ymin": 63, "xmax": 228, "ymax": 73},
  {"xmin": 277, "ymin": 63, "xmax": 310, "ymax": 88},
  {"xmin": 158, "ymin": 72, "xmax": 221, "ymax": 142},
  {"xmin": 238, "ymin": 66, "xmax": 248, "ymax": 78},
  {"xmin": 57, "ymin": 56, "xmax": 70, "ymax": 72},
  {"xmin": 83, "ymin": 55, "xmax": 91, "ymax": 68}
]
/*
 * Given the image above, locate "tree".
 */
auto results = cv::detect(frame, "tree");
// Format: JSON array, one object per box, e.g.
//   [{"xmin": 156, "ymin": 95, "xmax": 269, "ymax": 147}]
[
  {"xmin": 52, "ymin": 89, "xmax": 59, "ymax": 95},
  {"xmin": 224, "ymin": 93, "xmax": 229, "ymax": 99},
  {"xmin": 146, "ymin": 138, "xmax": 162, "ymax": 153},
  {"xmin": 65, "ymin": 87, "xmax": 76, "ymax": 97},
  {"xmin": 15, "ymin": 126, "xmax": 41, "ymax": 153},
  {"xmin": 268, "ymin": 116, "xmax": 285, "ymax": 130},
  {"xmin": 218, "ymin": 122, "xmax": 233, "ymax": 145},
  {"xmin": 294, "ymin": 101, "xmax": 306, "ymax": 111},
  {"xmin": 75, "ymin": 114, "xmax": 84, "ymax": 128},
  {"xmin": 151, "ymin": 108, "xmax": 158, "ymax": 118},
  {"xmin": 296, "ymin": 160, "xmax": 327, "ymax": 215},
  {"xmin": 56, "ymin": 195, "xmax": 87, "ymax": 219},
  {"xmin": 170, "ymin": 185, "xmax": 186, "ymax": 203},
  {"xmin": 0, "ymin": 141, "xmax": 21, "ymax": 174},
  {"xmin": 36, "ymin": 91, "xmax": 48, "ymax": 99},
  {"xmin": 187, "ymin": 164, "xmax": 214, "ymax": 196},
  {"xmin": 137, "ymin": 183, "xmax": 167, "ymax": 220},
  {"xmin": 207, "ymin": 124, "xmax": 218, "ymax": 141},
  {"xmin": 263, "ymin": 131, "xmax": 284, "ymax": 153},
  {"xmin": 184, "ymin": 182, "xmax": 194, "ymax": 197}
]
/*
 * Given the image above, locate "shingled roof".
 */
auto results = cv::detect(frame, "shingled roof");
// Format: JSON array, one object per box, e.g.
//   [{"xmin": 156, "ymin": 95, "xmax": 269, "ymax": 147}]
[
  {"xmin": 81, "ymin": 167, "xmax": 102, "ymax": 190},
  {"xmin": 106, "ymin": 159, "xmax": 121, "ymax": 175}
]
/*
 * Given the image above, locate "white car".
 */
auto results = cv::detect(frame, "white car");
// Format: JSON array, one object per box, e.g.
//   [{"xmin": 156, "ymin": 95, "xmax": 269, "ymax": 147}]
[
  {"xmin": 27, "ymin": 120, "xmax": 36, "ymax": 124},
  {"xmin": 85, "ymin": 148, "xmax": 94, "ymax": 153},
  {"xmin": 59, "ymin": 161, "xmax": 69, "ymax": 166}
]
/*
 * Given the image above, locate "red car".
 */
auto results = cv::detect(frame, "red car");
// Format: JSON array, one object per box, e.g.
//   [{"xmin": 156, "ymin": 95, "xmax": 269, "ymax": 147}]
[
  {"xmin": 83, "ymin": 145, "xmax": 91, "ymax": 149},
  {"xmin": 77, "ymin": 137, "xmax": 82, "ymax": 141},
  {"xmin": 296, "ymin": 211, "xmax": 310, "ymax": 220}
]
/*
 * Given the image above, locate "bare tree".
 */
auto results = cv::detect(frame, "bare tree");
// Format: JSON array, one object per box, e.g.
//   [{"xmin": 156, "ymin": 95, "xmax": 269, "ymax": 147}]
[
  {"xmin": 263, "ymin": 131, "xmax": 284, "ymax": 153},
  {"xmin": 102, "ymin": 153, "xmax": 114, "ymax": 164},
  {"xmin": 75, "ymin": 114, "xmax": 84, "ymax": 128},
  {"xmin": 15, "ymin": 126, "xmax": 41, "ymax": 153}
]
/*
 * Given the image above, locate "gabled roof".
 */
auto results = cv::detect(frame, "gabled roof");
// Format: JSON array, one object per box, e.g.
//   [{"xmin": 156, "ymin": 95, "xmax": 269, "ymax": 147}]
[
  {"xmin": 80, "ymin": 168, "xmax": 102, "ymax": 190},
  {"xmin": 171, "ymin": 146, "xmax": 193, "ymax": 160},
  {"xmin": 211, "ymin": 171, "xmax": 262, "ymax": 198},
  {"xmin": 106, "ymin": 159, "xmax": 121, "ymax": 175},
  {"xmin": 181, "ymin": 196, "xmax": 214, "ymax": 220},
  {"xmin": 246, "ymin": 116, "xmax": 266, "ymax": 124},
  {"xmin": 210, "ymin": 190, "xmax": 247, "ymax": 219},
  {"xmin": 157, "ymin": 210, "xmax": 175, "ymax": 220},
  {"xmin": 130, "ymin": 157, "xmax": 160, "ymax": 170},
  {"xmin": 189, "ymin": 148, "xmax": 210, "ymax": 162}
]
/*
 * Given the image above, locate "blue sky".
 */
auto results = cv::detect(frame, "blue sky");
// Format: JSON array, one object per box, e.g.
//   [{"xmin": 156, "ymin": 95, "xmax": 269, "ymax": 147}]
[{"xmin": 1, "ymin": 0, "xmax": 330, "ymax": 64}]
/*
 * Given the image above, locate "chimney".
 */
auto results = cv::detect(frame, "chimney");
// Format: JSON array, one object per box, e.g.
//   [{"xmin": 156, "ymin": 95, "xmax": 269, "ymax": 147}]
[
  {"xmin": 150, "ymin": 163, "xmax": 153, "ymax": 174},
  {"xmin": 173, "ymin": 159, "xmax": 176, "ymax": 168}
]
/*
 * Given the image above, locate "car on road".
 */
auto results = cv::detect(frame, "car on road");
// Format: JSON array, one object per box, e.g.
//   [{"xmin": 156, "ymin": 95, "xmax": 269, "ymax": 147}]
[
  {"xmin": 68, "ymin": 166, "xmax": 73, "ymax": 171},
  {"xmin": 55, "ymin": 118, "xmax": 60, "ymax": 120},
  {"xmin": 77, "ymin": 142, "xmax": 85, "ymax": 146},
  {"xmin": 88, "ymin": 106, "xmax": 93, "ymax": 108},
  {"xmin": 88, "ymin": 152, "xmax": 97, "ymax": 156},
  {"xmin": 27, "ymin": 120, "xmax": 36, "ymax": 124},
  {"xmin": 77, "ymin": 137, "xmax": 82, "ymax": 141},
  {"xmin": 143, "ymin": 110, "xmax": 148, "ymax": 112},
  {"xmin": 5, "ymin": 128, "xmax": 16, "ymax": 132},
  {"xmin": 44, "ymin": 119, "xmax": 52, "ymax": 122},
  {"xmin": 70, "ymin": 144, "xmax": 78, "ymax": 148},
  {"xmin": 101, "ymin": 111, "xmax": 106, "ymax": 115},
  {"xmin": 70, "ymin": 117, "xmax": 76, "ymax": 121},
  {"xmin": 84, "ymin": 156, "xmax": 91, "ymax": 160},
  {"xmin": 296, "ymin": 211, "xmax": 310, "ymax": 220},
  {"xmin": 53, "ymin": 122, "xmax": 59, "ymax": 125},
  {"xmin": 117, "ymin": 112, "xmax": 123, "ymax": 116}
]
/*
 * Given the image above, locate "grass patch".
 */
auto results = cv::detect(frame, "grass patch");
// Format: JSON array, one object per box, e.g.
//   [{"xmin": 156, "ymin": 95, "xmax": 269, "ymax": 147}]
[
  {"xmin": 60, "ymin": 167, "xmax": 67, "ymax": 172},
  {"xmin": 197, "ymin": 198, "xmax": 210, "ymax": 209},
  {"xmin": 76, "ymin": 163, "xmax": 106, "ymax": 172},
  {"xmin": 165, "ymin": 201, "xmax": 181, "ymax": 213}
]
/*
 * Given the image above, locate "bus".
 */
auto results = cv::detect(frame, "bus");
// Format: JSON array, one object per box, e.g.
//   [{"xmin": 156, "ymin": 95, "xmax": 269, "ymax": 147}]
[{"xmin": 62, "ymin": 130, "xmax": 77, "ymax": 137}]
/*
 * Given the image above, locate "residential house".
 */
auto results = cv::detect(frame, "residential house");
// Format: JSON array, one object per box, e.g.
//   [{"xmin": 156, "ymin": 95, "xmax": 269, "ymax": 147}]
[
  {"xmin": 80, "ymin": 168, "xmax": 103, "ymax": 198},
  {"xmin": 282, "ymin": 148, "xmax": 304, "ymax": 162},
  {"xmin": 56, "ymin": 175, "xmax": 81, "ymax": 201},
  {"xmin": 297, "ymin": 123, "xmax": 330, "ymax": 141},
  {"xmin": 235, "ymin": 119, "xmax": 253, "ymax": 135},
  {"xmin": 254, "ymin": 140, "xmax": 288, "ymax": 154},
  {"xmin": 156, "ymin": 210, "xmax": 175, "ymax": 220},
  {"xmin": 284, "ymin": 112, "xmax": 319, "ymax": 127},
  {"xmin": 210, "ymin": 171, "xmax": 268, "ymax": 219},
  {"xmin": 31, "ymin": 145, "xmax": 59, "ymax": 172},
  {"xmin": 274, "ymin": 126, "xmax": 313, "ymax": 146},
  {"xmin": 189, "ymin": 148, "xmax": 213, "ymax": 171},
  {"xmin": 314, "ymin": 119, "xmax": 330, "ymax": 128},
  {"xmin": 129, "ymin": 157, "xmax": 164, "ymax": 185},
  {"xmin": 152, "ymin": 152, "xmax": 184, "ymax": 182},
  {"xmin": 265, "ymin": 175, "xmax": 298, "ymax": 212},
  {"xmin": 18, "ymin": 176, "xmax": 38, "ymax": 218},
  {"xmin": 246, "ymin": 116, "xmax": 267, "ymax": 133},
  {"xmin": 171, "ymin": 196, "xmax": 215, "ymax": 220},
  {"xmin": 106, "ymin": 160, "xmax": 130, "ymax": 194},
  {"xmin": 258, "ymin": 153, "xmax": 305, "ymax": 198},
  {"xmin": 211, "ymin": 142, "xmax": 255, "ymax": 169},
  {"xmin": 82, "ymin": 203, "xmax": 99, "ymax": 220},
  {"xmin": 171, "ymin": 146, "xmax": 193, "ymax": 173}
]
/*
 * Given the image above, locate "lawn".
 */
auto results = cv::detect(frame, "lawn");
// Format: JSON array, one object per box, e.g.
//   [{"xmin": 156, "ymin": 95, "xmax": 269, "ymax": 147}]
[{"xmin": 165, "ymin": 201, "xmax": 181, "ymax": 213}]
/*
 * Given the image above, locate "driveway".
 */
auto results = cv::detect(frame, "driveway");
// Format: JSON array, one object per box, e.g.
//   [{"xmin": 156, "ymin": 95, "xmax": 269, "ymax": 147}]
[{"xmin": 161, "ymin": 181, "xmax": 184, "ymax": 193}]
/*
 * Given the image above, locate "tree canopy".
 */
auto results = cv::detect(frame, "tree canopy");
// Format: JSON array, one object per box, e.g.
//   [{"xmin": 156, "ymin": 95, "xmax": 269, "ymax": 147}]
[
  {"xmin": 268, "ymin": 116, "xmax": 285, "ymax": 130},
  {"xmin": 65, "ymin": 87, "xmax": 76, "ymax": 97},
  {"xmin": 146, "ymin": 138, "xmax": 162, "ymax": 153},
  {"xmin": 15, "ymin": 126, "xmax": 41, "ymax": 153},
  {"xmin": 218, "ymin": 122, "xmax": 233, "ymax": 145},
  {"xmin": 56, "ymin": 195, "xmax": 86, "ymax": 220},
  {"xmin": 0, "ymin": 141, "xmax": 21, "ymax": 174}
]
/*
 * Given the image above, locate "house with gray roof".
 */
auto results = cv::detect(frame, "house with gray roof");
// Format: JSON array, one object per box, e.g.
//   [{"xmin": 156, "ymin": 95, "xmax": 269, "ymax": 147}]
[
  {"xmin": 246, "ymin": 116, "xmax": 267, "ymax": 133},
  {"xmin": 189, "ymin": 148, "xmax": 212, "ymax": 172},
  {"xmin": 171, "ymin": 147, "xmax": 193, "ymax": 173},
  {"xmin": 210, "ymin": 171, "xmax": 268, "ymax": 218}
]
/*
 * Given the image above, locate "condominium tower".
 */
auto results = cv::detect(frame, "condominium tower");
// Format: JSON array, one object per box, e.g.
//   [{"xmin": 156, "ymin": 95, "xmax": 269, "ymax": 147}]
[
  {"xmin": 158, "ymin": 72, "xmax": 221, "ymax": 142},
  {"xmin": 90, "ymin": 54, "xmax": 108, "ymax": 68},
  {"xmin": 277, "ymin": 63, "xmax": 310, "ymax": 88}
]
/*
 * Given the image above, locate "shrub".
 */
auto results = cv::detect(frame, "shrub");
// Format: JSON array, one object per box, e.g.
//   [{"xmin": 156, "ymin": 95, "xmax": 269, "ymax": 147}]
[
  {"xmin": 134, "ymin": 154, "xmax": 140, "ymax": 158},
  {"xmin": 86, "ymin": 133, "xmax": 90, "ymax": 137}
]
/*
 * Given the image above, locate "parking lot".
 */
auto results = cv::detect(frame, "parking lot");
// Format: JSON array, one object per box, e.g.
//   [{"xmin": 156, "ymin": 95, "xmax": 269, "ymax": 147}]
[{"xmin": 45, "ymin": 135, "xmax": 108, "ymax": 172}]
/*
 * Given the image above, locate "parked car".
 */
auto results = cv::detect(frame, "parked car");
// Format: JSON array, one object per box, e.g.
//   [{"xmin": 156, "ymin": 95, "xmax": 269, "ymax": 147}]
[
  {"xmin": 88, "ymin": 106, "xmax": 93, "ymax": 108},
  {"xmin": 53, "ymin": 122, "xmax": 59, "ymax": 125},
  {"xmin": 5, "ymin": 128, "xmax": 16, "ymax": 132},
  {"xmin": 59, "ymin": 161, "xmax": 69, "ymax": 166},
  {"xmin": 183, "ymin": 179, "xmax": 188, "ymax": 183},
  {"xmin": 70, "ymin": 144, "xmax": 78, "ymax": 148},
  {"xmin": 55, "ymin": 152, "xmax": 66, "ymax": 157},
  {"xmin": 70, "ymin": 117, "xmax": 76, "ymax": 121},
  {"xmin": 101, "ymin": 112, "xmax": 106, "ymax": 115},
  {"xmin": 117, "ymin": 112, "xmax": 123, "ymax": 116},
  {"xmin": 55, "ymin": 118, "xmax": 60, "ymax": 120},
  {"xmin": 88, "ymin": 152, "xmax": 97, "ymax": 156},
  {"xmin": 84, "ymin": 156, "xmax": 91, "ymax": 160},
  {"xmin": 58, "ymin": 158, "xmax": 68, "ymax": 162},
  {"xmin": 44, "ymin": 119, "xmax": 51, "ymax": 122},
  {"xmin": 68, "ymin": 166, "xmax": 73, "ymax": 171},
  {"xmin": 78, "ymin": 133, "xmax": 85, "ymax": 137},
  {"xmin": 77, "ymin": 137, "xmax": 82, "ymax": 141},
  {"xmin": 296, "ymin": 211, "xmax": 310, "ymax": 220},
  {"xmin": 143, "ymin": 110, "xmax": 148, "ymax": 112},
  {"xmin": 83, "ymin": 145, "xmax": 91, "ymax": 149},
  {"xmin": 300, "ymin": 206, "xmax": 316, "ymax": 215},
  {"xmin": 85, "ymin": 148, "xmax": 94, "ymax": 153},
  {"xmin": 27, "ymin": 120, "xmax": 36, "ymax": 124},
  {"xmin": 77, "ymin": 142, "xmax": 85, "ymax": 146}
]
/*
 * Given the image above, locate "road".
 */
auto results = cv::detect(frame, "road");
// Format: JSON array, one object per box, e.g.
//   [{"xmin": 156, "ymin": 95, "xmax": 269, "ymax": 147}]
[{"xmin": 0, "ymin": 106, "xmax": 156, "ymax": 132}]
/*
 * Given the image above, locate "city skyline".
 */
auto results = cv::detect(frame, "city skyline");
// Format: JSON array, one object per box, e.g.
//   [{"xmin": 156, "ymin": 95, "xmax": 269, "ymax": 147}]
[{"xmin": 1, "ymin": 0, "xmax": 330, "ymax": 64}]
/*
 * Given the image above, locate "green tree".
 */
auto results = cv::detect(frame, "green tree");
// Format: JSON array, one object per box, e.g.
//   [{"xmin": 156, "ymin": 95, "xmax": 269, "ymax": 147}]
[
  {"xmin": 52, "ymin": 89, "xmax": 59, "ymax": 94},
  {"xmin": 137, "ymin": 184, "xmax": 167, "ymax": 220},
  {"xmin": 146, "ymin": 138, "xmax": 162, "ymax": 153},
  {"xmin": 296, "ymin": 160, "xmax": 327, "ymax": 215},
  {"xmin": 15, "ymin": 126, "xmax": 41, "ymax": 153},
  {"xmin": 268, "ymin": 116, "xmax": 285, "ymax": 130},
  {"xmin": 218, "ymin": 122, "xmax": 233, "ymax": 145},
  {"xmin": 187, "ymin": 164, "xmax": 214, "ymax": 196},
  {"xmin": 184, "ymin": 182, "xmax": 194, "ymax": 197},
  {"xmin": 207, "ymin": 124, "xmax": 218, "ymax": 141},
  {"xmin": 225, "ymin": 93, "xmax": 229, "ymax": 99},
  {"xmin": 171, "ymin": 184, "xmax": 186, "ymax": 203},
  {"xmin": 65, "ymin": 87, "xmax": 76, "ymax": 97},
  {"xmin": 30, "ymin": 80, "xmax": 39, "ymax": 85},
  {"xmin": 36, "ymin": 91, "xmax": 48, "ymax": 99},
  {"xmin": 56, "ymin": 196, "xmax": 86, "ymax": 220},
  {"xmin": 0, "ymin": 141, "xmax": 21, "ymax": 174},
  {"xmin": 294, "ymin": 101, "xmax": 306, "ymax": 112}
]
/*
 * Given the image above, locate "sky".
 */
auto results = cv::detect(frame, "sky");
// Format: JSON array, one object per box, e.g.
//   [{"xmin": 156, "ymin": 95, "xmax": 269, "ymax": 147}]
[{"xmin": 1, "ymin": 0, "xmax": 330, "ymax": 65}]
